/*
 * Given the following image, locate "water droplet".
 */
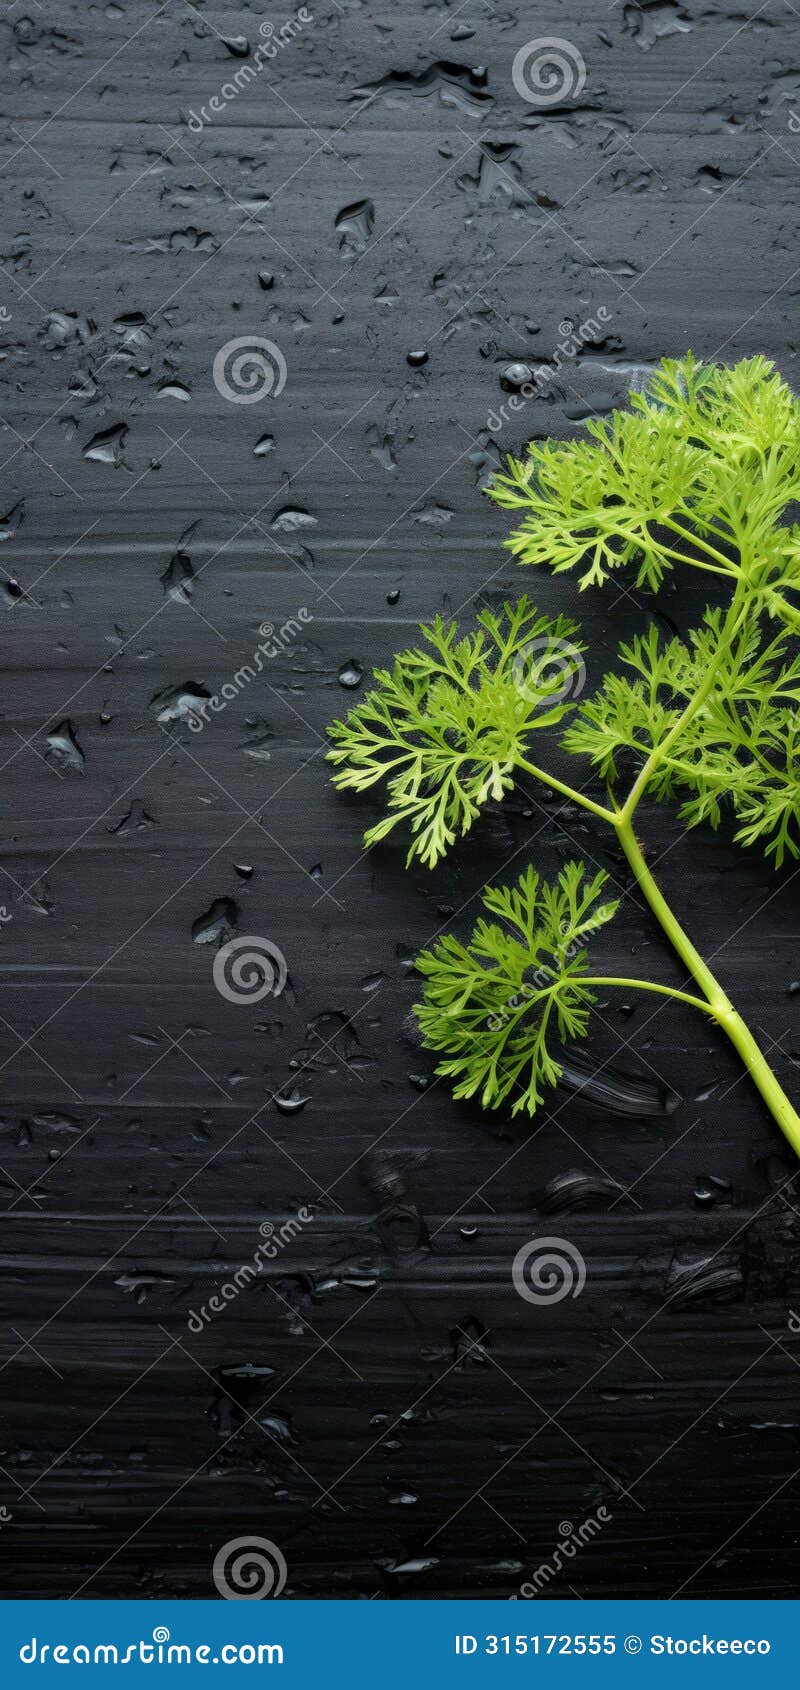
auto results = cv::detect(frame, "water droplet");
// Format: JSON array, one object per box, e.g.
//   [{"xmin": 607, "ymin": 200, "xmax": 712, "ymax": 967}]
[
  {"xmin": 271, "ymin": 508, "xmax": 317, "ymax": 533},
  {"xmin": 500, "ymin": 362, "xmax": 533, "ymax": 392},
  {"xmin": 191, "ymin": 898, "xmax": 238, "ymax": 946},
  {"xmin": 335, "ymin": 198, "xmax": 375, "ymax": 255},
  {"xmin": 352, "ymin": 62, "xmax": 490, "ymax": 117},
  {"xmin": 160, "ymin": 549, "xmax": 194, "ymax": 601},
  {"xmin": 109, "ymin": 799, "xmax": 156, "ymax": 835},
  {"xmin": 151, "ymin": 682, "xmax": 210, "ymax": 728},
  {"xmin": 693, "ymin": 1174, "xmax": 733, "ymax": 1210},
  {"xmin": 45, "ymin": 719, "xmax": 85, "ymax": 774},
  {"xmin": 83, "ymin": 423, "xmax": 128, "ymax": 466},
  {"xmin": 0, "ymin": 498, "xmax": 25, "ymax": 540},
  {"xmin": 158, "ymin": 381, "xmax": 191, "ymax": 402},
  {"xmin": 338, "ymin": 659, "xmax": 363, "ymax": 689},
  {"xmin": 274, "ymin": 1087, "xmax": 310, "ymax": 1115},
  {"xmin": 222, "ymin": 33, "xmax": 250, "ymax": 56}
]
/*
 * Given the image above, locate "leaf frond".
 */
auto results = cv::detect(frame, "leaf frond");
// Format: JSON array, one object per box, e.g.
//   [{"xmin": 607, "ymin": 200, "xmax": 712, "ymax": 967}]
[
  {"xmin": 327, "ymin": 597, "xmax": 584, "ymax": 867},
  {"xmin": 414, "ymin": 861, "xmax": 618, "ymax": 1116}
]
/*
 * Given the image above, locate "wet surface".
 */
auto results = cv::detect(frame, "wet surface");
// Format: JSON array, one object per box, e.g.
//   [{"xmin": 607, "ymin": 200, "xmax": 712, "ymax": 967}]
[{"xmin": 1, "ymin": 0, "xmax": 800, "ymax": 1600}]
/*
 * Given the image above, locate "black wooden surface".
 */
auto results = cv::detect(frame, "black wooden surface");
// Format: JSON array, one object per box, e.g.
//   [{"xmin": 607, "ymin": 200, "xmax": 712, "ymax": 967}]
[{"xmin": 1, "ymin": 0, "xmax": 800, "ymax": 1599}]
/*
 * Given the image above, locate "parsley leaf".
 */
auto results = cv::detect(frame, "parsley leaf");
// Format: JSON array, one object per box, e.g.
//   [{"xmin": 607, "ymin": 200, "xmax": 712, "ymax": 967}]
[
  {"xmin": 415, "ymin": 862, "xmax": 619, "ymax": 1116},
  {"xmin": 327, "ymin": 596, "xmax": 585, "ymax": 867},
  {"xmin": 488, "ymin": 352, "xmax": 800, "ymax": 604}
]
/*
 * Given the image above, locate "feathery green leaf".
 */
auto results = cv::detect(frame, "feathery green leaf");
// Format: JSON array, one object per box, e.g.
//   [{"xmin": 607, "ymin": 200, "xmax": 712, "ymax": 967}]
[{"xmin": 414, "ymin": 862, "xmax": 619, "ymax": 1116}]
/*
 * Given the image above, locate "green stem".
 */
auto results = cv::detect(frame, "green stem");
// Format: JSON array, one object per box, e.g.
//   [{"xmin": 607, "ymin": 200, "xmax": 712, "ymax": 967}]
[
  {"xmin": 513, "ymin": 569, "xmax": 800, "ymax": 1153},
  {"xmin": 615, "ymin": 815, "xmax": 800, "ymax": 1158},
  {"xmin": 713, "ymin": 1009, "xmax": 800, "ymax": 1157},
  {"xmin": 662, "ymin": 516, "xmax": 741, "ymax": 573},
  {"xmin": 617, "ymin": 579, "xmax": 747, "ymax": 825},
  {"xmin": 581, "ymin": 976, "xmax": 714, "ymax": 1014},
  {"xmin": 614, "ymin": 816, "xmax": 729, "ymax": 1005},
  {"xmin": 622, "ymin": 527, "xmax": 736, "ymax": 580},
  {"xmin": 516, "ymin": 757, "xmax": 617, "ymax": 826},
  {"xmin": 769, "ymin": 593, "xmax": 800, "ymax": 632}
]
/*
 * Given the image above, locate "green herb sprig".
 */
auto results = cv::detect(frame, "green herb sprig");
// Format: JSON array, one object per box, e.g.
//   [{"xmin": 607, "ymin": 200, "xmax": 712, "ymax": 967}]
[{"xmin": 327, "ymin": 355, "xmax": 800, "ymax": 1156}]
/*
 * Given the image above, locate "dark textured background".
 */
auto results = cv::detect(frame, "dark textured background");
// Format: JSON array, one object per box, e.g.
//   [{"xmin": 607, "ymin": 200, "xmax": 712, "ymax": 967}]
[{"xmin": 1, "ymin": 0, "xmax": 800, "ymax": 1600}]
